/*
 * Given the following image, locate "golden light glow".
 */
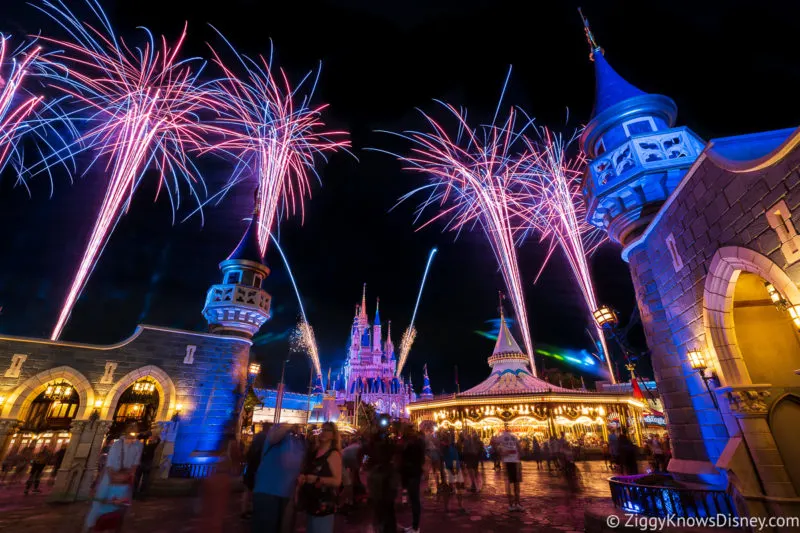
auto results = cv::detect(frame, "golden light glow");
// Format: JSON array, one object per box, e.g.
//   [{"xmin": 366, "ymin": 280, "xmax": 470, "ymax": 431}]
[
  {"xmin": 592, "ymin": 305, "xmax": 617, "ymax": 328},
  {"xmin": 687, "ymin": 349, "xmax": 706, "ymax": 371},
  {"xmin": 788, "ymin": 305, "xmax": 800, "ymax": 329},
  {"xmin": 765, "ymin": 282, "xmax": 783, "ymax": 304},
  {"xmin": 175, "ymin": 403, "xmax": 184, "ymax": 412},
  {"xmin": 249, "ymin": 362, "xmax": 261, "ymax": 376},
  {"xmin": 0, "ymin": 395, "xmax": 5, "ymax": 405},
  {"xmin": 132, "ymin": 379, "xmax": 156, "ymax": 394},
  {"xmin": 94, "ymin": 399, "xmax": 103, "ymax": 409}
]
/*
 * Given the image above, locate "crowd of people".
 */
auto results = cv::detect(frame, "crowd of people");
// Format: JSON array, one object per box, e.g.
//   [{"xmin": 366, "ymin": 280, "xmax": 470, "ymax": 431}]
[{"xmin": 239, "ymin": 419, "xmax": 590, "ymax": 533}]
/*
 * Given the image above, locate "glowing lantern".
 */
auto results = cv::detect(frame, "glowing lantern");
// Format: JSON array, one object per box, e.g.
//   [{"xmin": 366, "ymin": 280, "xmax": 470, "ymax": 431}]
[
  {"xmin": 687, "ymin": 349, "xmax": 707, "ymax": 372},
  {"xmin": 592, "ymin": 306, "xmax": 618, "ymax": 328}
]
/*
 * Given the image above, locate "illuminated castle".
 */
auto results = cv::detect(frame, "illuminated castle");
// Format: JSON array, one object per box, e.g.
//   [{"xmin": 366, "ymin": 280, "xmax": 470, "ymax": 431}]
[{"xmin": 332, "ymin": 285, "xmax": 415, "ymax": 418}]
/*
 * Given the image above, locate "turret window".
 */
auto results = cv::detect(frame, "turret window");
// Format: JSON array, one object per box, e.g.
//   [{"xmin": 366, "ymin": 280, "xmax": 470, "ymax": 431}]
[
  {"xmin": 225, "ymin": 270, "xmax": 242, "ymax": 284},
  {"xmin": 253, "ymin": 274, "xmax": 263, "ymax": 288},
  {"xmin": 623, "ymin": 118, "xmax": 656, "ymax": 137}
]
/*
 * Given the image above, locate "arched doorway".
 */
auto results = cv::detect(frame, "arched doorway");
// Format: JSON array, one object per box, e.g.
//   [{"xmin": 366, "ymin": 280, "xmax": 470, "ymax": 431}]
[
  {"xmin": 731, "ymin": 272, "xmax": 800, "ymax": 386},
  {"xmin": 108, "ymin": 378, "xmax": 161, "ymax": 440},
  {"xmin": 770, "ymin": 395, "xmax": 800, "ymax": 493},
  {"xmin": 7, "ymin": 380, "xmax": 80, "ymax": 457}
]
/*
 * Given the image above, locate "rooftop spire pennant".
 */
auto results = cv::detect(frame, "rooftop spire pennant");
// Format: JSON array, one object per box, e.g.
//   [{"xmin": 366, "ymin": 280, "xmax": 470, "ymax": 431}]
[{"xmin": 578, "ymin": 7, "xmax": 603, "ymax": 60}]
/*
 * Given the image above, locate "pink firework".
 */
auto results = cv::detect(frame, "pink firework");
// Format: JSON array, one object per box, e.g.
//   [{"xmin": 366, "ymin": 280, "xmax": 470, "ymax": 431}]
[
  {"xmin": 37, "ymin": 0, "xmax": 212, "ymax": 340},
  {"xmin": 514, "ymin": 128, "xmax": 616, "ymax": 382},
  {"xmin": 203, "ymin": 32, "xmax": 350, "ymax": 257},
  {"xmin": 0, "ymin": 35, "xmax": 43, "ymax": 184},
  {"xmin": 382, "ymin": 97, "xmax": 539, "ymax": 373}
]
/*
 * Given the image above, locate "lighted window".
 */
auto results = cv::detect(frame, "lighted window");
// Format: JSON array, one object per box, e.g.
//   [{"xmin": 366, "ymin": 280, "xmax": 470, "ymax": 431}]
[
  {"xmin": 254, "ymin": 274, "xmax": 263, "ymax": 288},
  {"xmin": 225, "ymin": 271, "xmax": 242, "ymax": 284},
  {"xmin": 623, "ymin": 118, "xmax": 656, "ymax": 136}
]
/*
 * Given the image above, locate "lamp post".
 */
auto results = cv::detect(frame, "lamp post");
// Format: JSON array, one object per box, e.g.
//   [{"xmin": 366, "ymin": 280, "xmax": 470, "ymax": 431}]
[
  {"xmin": 273, "ymin": 358, "xmax": 290, "ymax": 425},
  {"xmin": 592, "ymin": 305, "xmax": 625, "ymax": 383},
  {"xmin": 686, "ymin": 349, "xmax": 718, "ymax": 409}
]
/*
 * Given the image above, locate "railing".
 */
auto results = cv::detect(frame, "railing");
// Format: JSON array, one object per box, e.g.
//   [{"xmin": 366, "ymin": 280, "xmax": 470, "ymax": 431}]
[
  {"xmin": 609, "ymin": 474, "xmax": 736, "ymax": 518},
  {"xmin": 168, "ymin": 462, "xmax": 246, "ymax": 479}
]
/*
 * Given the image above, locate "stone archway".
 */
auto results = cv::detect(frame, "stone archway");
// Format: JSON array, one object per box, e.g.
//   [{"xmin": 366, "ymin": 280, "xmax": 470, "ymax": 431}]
[
  {"xmin": 101, "ymin": 365, "xmax": 177, "ymax": 422},
  {"xmin": 1, "ymin": 366, "xmax": 96, "ymax": 420},
  {"xmin": 703, "ymin": 246, "xmax": 800, "ymax": 387}
]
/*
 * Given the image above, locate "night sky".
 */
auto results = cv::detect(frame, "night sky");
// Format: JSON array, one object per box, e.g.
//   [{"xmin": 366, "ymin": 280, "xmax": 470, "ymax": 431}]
[{"xmin": 1, "ymin": 1, "xmax": 799, "ymax": 394}]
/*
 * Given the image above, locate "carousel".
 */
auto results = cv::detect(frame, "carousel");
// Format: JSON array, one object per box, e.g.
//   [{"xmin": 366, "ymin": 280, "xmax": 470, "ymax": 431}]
[{"xmin": 407, "ymin": 314, "xmax": 646, "ymax": 447}]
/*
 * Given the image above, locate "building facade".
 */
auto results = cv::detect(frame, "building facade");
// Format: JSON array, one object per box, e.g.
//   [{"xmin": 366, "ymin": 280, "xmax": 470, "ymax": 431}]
[
  {"xmin": 0, "ymin": 212, "xmax": 271, "ymax": 500},
  {"xmin": 580, "ymin": 20, "xmax": 800, "ymax": 518},
  {"xmin": 331, "ymin": 285, "xmax": 415, "ymax": 418}
]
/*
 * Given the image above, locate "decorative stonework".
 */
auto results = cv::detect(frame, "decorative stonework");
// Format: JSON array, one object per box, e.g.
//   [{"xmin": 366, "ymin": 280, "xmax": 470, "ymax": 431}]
[
  {"xmin": 99, "ymin": 362, "xmax": 118, "ymax": 384},
  {"xmin": 4, "ymin": 354, "xmax": 27, "ymax": 378},
  {"xmin": 721, "ymin": 385, "xmax": 772, "ymax": 416},
  {"xmin": 666, "ymin": 233, "xmax": 683, "ymax": 271},
  {"xmin": 183, "ymin": 345, "xmax": 196, "ymax": 364},
  {"xmin": 765, "ymin": 199, "xmax": 800, "ymax": 264}
]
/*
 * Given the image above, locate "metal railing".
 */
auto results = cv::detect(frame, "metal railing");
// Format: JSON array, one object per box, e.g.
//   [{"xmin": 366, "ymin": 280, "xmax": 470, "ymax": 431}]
[
  {"xmin": 168, "ymin": 462, "xmax": 246, "ymax": 479},
  {"xmin": 609, "ymin": 474, "xmax": 736, "ymax": 518}
]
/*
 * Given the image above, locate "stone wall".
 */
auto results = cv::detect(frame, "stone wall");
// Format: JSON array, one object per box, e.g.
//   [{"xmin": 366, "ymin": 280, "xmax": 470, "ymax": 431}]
[
  {"xmin": 0, "ymin": 324, "xmax": 251, "ymax": 464},
  {"xmin": 624, "ymin": 146, "xmax": 800, "ymax": 486}
]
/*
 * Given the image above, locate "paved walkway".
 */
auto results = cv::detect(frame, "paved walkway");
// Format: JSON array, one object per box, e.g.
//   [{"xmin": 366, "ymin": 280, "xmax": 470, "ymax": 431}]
[{"xmin": 0, "ymin": 461, "xmax": 622, "ymax": 533}]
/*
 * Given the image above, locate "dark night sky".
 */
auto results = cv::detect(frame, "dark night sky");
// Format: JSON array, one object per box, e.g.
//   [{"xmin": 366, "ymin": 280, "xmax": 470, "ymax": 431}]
[{"xmin": 1, "ymin": 0, "xmax": 799, "ymax": 393}]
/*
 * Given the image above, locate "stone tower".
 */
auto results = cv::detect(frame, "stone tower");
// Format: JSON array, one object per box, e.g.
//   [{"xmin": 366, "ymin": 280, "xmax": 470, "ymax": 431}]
[
  {"xmin": 578, "ymin": 12, "xmax": 705, "ymax": 246},
  {"xmin": 202, "ymin": 213, "xmax": 272, "ymax": 339}
]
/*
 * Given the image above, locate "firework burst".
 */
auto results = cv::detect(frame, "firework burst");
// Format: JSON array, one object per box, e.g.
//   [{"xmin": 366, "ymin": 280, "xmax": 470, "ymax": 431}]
[
  {"xmin": 0, "ymin": 35, "xmax": 46, "ymax": 188},
  {"xmin": 291, "ymin": 319, "xmax": 322, "ymax": 378},
  {"xmin": 514, "ymin": 128, "xmax": 615, "ymax": 382},
  {"xmin": 35, "ymin": 0, "xmax": 212, "ymax": 340},
  {"xmin": 201, "ymin": 31, "xmax": 349, "ymax": 257},
  {"xmin": 378, "ymin": 75, "xmax": 538, "ymax": 373}
]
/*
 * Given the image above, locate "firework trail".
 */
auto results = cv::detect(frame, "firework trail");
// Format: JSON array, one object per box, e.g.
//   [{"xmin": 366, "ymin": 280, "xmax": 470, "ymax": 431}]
[
  {"xmin": 0, "ymin": 35, "xmax": 43, "ymax": 186},
  {"xmin": 376, "ymin": 72, "xmax": 539, "ymax": 373},
  {"xmin": 35, "ymin": 0, "xmax": 211, "ymax": 340},
  {"xmin": 267, "ymin": 229, "xmax": 322, "ymax": 377},
  {"xmin": 514, "ymin": 128, "xmax": 616, "ymax": 382},
  {"xmin": 396, "ymin": 247, "xmax": 437, "ymax": 376},
  {"xmin": 201, "ymin": 30, "xmax": 350, "ymax": 257}
]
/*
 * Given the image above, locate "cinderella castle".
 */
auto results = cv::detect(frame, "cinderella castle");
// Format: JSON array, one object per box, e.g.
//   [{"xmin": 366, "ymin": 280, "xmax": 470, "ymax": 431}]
[{"xmin": 328, "ymin": 285, "xmax": 418, "ymax": 418}]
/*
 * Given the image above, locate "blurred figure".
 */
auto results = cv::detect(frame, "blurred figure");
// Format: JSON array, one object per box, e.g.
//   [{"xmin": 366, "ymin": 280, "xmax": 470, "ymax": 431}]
[
  {"xmin": 608, "ymin": 428, "xmax": 620, "ymax": 471},
  {"xmin": 298, "ymin": 422, "xmax": 342, "ymax": 533},
  {"xmin": 543, "ymin": 439, "xmax": 552, "ymax": 471},
  {"xmin": 532, "ymin": 437, "xmax": 542, "ymax": 470},
  {"xmin": 400, "ymin": 424, "xmax": 425, "ymax": 533},
  {"xmin": 242, "ymin": 425, "xmax": 267, "ymax": 519},
  {"xmin": 618, "ymin": 429, "xmax": 638, "ymax": 475},
  {"xmin": 489, "ymin": 434, "xmax": 501, "ymax": 471},
  {"xmin": 25, "ymin": 446, "xmax": 51, "ymax": 494},
  {"xmin": 422, "ymin": 425, "xmax": 441, "ymax": 495},
  {"xmin": 252, "ymin": 424, "xmax": 306, "ymax": 533},
  {"xmin": 496, "ymin": 425, "xmax": 522, "ymax": 512},
  {"xmin": 340, "ymin": 437, "xmax": 363, "ymax": 510},
  {"xmin": 84, "ymin": 424, "xmax": 143, "ymax": 532},
  {"xmin": 365, "ymin": 424, "xmax": 398, "ymax": 533},
  {"xmin": 440, "ymin": 431, "xmax": 465, "ymax": 514},
  {"xmin": 649, "ymin": 434, "xmax": 666, "ymax": 472},
  {"xmin": 50, "ymin": 446, "xmax": 67, "ymax": 484},
  {"xmin": 134, "ymin": 434, "xmax": 161, "ymax": 499}
]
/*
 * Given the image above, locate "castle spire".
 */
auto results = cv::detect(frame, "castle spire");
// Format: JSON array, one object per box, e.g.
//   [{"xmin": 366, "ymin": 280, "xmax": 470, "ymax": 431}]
[
  {"xmin": 360, "ymin": 283, "xmax": 368, "ymax": 319},
  {"xmin": 578, "ymin": 7, "xmax": 602, "ymax": 59},
  {"xmin": 374, "ymin": 297, "xmax": 381, "ymax": 326}
]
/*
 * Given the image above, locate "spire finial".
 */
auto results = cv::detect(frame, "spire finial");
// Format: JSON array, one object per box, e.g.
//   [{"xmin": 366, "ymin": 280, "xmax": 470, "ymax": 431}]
[
  {"xmin": 578, "ymin": 7, "xmax": 603, "ymax": 61},
  {"xmin": 252, "ymin": 186, "xmax": 261, "ymax": 217},
  {"xmin": 360, "ymin": 283, "xmax": 367, "ymax": 318},
  {"xmin": 498, "ymin": 290, "xmax": 506, "ymax": 319}
]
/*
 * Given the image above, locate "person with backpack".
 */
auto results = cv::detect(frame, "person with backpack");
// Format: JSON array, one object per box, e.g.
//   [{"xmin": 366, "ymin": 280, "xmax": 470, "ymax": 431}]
[{"xmin": 251, "ymin": 424, "xmax": 306, "ymax": 533}]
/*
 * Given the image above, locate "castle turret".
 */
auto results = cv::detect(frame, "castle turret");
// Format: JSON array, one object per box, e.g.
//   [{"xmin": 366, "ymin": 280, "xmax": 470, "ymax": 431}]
[
  {"xmin": 578, "ymin": 10, "xmax": 705, "ymax": 247},
  {"xmin": 420, "ymin": 364, "xmax": 433, "ymax": 399},
  {"xmin": 385, "ymin": 321, "xmax": 395, "ymax": 359},
  {"xmin": 372, "ymin": 298, "xmax": 382, "ymax": 352},
  {"xmin": 202, "ymin": 204, "xmax": 271, "ymax": 339}
]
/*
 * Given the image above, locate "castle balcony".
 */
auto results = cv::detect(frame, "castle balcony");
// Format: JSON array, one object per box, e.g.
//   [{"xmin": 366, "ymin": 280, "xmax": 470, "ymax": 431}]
[
  {"xmin": 582, "ymin": 127, "xmax": 706, "ymax": 240},
  {"xmin": 202, "ymin": 283, "xmax": 271, "ymax": 336}
]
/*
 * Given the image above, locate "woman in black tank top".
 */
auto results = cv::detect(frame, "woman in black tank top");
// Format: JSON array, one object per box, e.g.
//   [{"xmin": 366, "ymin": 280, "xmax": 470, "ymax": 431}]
[{"xmin": 298, "ymin": 422, "xmax": 342, "ymax": 533}]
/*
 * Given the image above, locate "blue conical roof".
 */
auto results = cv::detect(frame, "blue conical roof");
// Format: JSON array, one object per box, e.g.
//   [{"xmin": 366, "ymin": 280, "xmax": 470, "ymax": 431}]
[
  {"xmin": 226, "ymin": 216, "xmax": 264, "ymax": 264},
  {"xmin": 591, "ymin": 50, "xmax": 646, "ymax": 118}
]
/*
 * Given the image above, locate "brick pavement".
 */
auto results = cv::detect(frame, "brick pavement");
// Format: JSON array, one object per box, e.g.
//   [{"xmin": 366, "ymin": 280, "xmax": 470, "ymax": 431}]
[{"xmin": 0, "ymin": 461, "xmax": 622, "ymax": 533}]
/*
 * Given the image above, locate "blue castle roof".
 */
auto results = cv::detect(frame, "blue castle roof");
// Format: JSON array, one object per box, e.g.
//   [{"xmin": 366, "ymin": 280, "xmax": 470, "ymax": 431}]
[
  {"xmin": 226, "ymin": 215, "xmax": 264, "ymax": 264},
  {"xmin": 591, "ymin": 51, "xmax": 646, "ymax": 118}
]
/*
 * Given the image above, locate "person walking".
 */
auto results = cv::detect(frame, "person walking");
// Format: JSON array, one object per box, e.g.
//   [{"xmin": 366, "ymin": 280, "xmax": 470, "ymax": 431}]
[
  {"xmin": 532, "ymin": 437, "xmax": 542, "ymax": 470},
  {"xmin": 298, "ymin": 422, "xmax": 342, "ymax": 533},
  {"xmin": 422, "ymin": 426, "xmax": 441, "ymax": 496},
  {"xmin": 400, "ymin": 424, "xmax": 425, "ymax": 533},
  {"xmin": 608, "ymin": 428, "xmax": 620, "ymax": 471},
  {"xmin": 649, "ymin": 435, "xmax": 666, "ymax": 472},
  {"xmin": 25, "ymin": 446, "xmax": 51, "ymax": 494},
  {"xmin": 84, "ymin": 425, "xmax": 143, "ymax": 532},
  {"xmin": 618, "ymin": 429, "xmax": 638, "ymax": 475},
  {"xmin": 440, "ymin": 432, "xmax": 466, "ymax": 514},
  {"xmin": 366, "ymin": 424, "xmax": 399, "ymax": 533},
  {"xmin": 134, "ymin": 434, "xmax": 160, "ymax": 499},
  {"xmin": 50, "ymin": 447, "xmax": 67, "ymax": 484},
  {"xmin": 340, "ymin": 437, "xmax": 363, "ymax": 511},
  {"xmin": 496, "ymin": 426, "xmax": 522, "ymax": 512},
  {"xmin": 251, "ymin": 424, "xmax": 306, "ymax": 533}
]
